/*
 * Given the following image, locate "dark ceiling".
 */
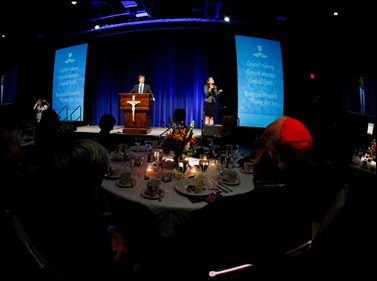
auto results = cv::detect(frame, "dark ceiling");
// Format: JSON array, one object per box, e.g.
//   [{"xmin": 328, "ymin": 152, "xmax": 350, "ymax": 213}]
[{"xmin": 0, "ymin": 0, "xmax": 374, "ymax": 42}]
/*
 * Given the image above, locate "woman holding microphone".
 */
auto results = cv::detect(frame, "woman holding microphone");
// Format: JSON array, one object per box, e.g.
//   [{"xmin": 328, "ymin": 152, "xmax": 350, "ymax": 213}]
[{"xmin": 203, "ymin": 76, "xmax": 222, "ymax": 125}]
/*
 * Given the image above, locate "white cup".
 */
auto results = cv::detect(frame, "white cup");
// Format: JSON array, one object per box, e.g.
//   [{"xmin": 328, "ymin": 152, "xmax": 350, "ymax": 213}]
[
  {"xmin": 120, "ymin": 170, "xmax": 132, "ymax": 185},
  {"xmin": 243, "ymin": 161, "xmax": 253, "ymax": 173},
  {"xmin": 146, "ymin": 180, "xmax": 160, "ymax": 196},
  {"xmin": 226, "ymin": 170, "xmax": 239, "ymax": 183}
]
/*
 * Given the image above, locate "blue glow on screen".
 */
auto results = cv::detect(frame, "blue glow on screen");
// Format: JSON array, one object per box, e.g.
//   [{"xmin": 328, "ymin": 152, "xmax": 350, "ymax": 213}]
[
  {"xmin": 235, "ymin": 35, "xmax": 284, "ymax": 128},
  {"xmin": 52, "ymin": 43, "xmax": 88, "ymax": 122}
]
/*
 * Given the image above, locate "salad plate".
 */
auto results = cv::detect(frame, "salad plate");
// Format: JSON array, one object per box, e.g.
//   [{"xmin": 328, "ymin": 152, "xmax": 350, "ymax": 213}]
[{"xmin": 174, "ymin": 177, "xmax": 214, "ymax": 197}]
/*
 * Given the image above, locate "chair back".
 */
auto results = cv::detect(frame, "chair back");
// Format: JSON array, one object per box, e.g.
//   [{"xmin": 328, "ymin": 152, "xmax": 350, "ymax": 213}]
[
  {"xmin": 208, "ymin": 239, "xmax": 312, "ymax": 280},
  {"xmin": 208, "ymin": 184, "xmax": 350, "ymax": 280},
  {"xmin": 309, "ymin": 183, "xmax": 349, "ymax": 260},
  {"xmin": 6, "ymin": 209, "xmax": 65, "ymax": 280}
]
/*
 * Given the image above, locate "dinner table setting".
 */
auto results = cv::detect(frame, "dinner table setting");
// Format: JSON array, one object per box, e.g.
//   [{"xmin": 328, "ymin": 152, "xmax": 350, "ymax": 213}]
[{"xmin": 101, "ymin": 144, "xmax": 255, "ymax": 237}]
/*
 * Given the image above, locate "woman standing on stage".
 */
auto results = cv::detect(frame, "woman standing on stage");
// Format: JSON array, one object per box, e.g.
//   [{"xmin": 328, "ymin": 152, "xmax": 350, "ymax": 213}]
[
  {"xmin": 33, "ymin": 99, "xmax": 50, "ymax": 123},
  {"xmin": 203, "ymin": 76, "xmax": 222, "ymax": 125}
]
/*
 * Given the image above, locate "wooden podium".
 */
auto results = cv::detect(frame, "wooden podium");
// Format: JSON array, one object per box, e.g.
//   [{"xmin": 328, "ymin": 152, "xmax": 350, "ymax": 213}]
[{"xmin": 119, "ymin": 93, "xmax": 153, "ymax": 134}]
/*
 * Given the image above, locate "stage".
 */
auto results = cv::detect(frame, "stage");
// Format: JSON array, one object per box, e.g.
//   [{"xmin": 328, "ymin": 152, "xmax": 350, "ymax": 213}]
[
  {"xmin": 73, "ymin": 125, "xmax": 256, "ymax": 155},
  {"xmin": 74, "ymin": 125, "xmax": 202, "ymax": 138}
]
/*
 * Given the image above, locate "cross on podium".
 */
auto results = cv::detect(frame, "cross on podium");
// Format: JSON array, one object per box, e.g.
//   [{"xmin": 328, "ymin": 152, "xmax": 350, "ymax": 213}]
[{"xmin": 127, "ymin": 94, "xmax": 141, "ymax": 122}]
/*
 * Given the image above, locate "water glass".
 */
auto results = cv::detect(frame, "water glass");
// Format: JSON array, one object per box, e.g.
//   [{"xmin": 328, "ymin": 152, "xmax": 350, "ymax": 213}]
[
  {"xmin": 216, "ymin": 153, "xmax": 228, "ymax": 175},
  {"xmin": 199, "ymin": 157, "xmax": 209, "ymax": 174}
]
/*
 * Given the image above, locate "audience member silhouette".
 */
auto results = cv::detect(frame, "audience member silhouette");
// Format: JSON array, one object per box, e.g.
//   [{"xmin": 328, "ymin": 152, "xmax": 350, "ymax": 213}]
[
  {"xmin": 0, "ymin": 127, "xmax": 24, "ymax": 212},
  {"xmin": 0, "ymin": 104, "xmax": 37, "ymax": 211},
  {"xmin": 20, "ymin": 139, "xmax": 139, "ymax": 279},
  {"xmin": 97, "ymin": 114, "xmax": 116, "ymax": 151},
  {"xmin": 33, "ymin": 107, "xmax": 61, "ymax": 147},
  {"xmin": 164, "ymin": 116, "xmax": 314, "ymax": 281},
  {"xmin": 172, "ymin": 108, "xmax": 187, "ymax": 128},
  {"xmin": 215, "ymin": 114, "xmax": 239, "ymax": 150}
]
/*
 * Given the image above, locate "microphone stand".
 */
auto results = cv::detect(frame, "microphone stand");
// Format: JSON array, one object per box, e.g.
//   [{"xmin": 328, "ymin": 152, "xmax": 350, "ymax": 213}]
[
  {"xmin": 158, "ymin": 120, "xmax": 170, "ymax": 137},
  {"xmin": 200, "ymin": 117, "xmax": 204, "ymax": 153},
  {"xmin": 159, "ymin": 128, "xmax": 170, "ymax": 137}
]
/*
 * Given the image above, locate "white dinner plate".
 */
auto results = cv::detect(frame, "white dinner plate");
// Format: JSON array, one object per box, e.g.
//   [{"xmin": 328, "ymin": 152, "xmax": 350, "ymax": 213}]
[
  {"xmin": 239, "ymin": 168, "xmax": 253, "ymax": 174},
  {"xmin": 130, "ymin": 146, "xmax": 152, "ymax": 152},
  {"xmin": 140, "ymin": 188, "xmax": 165, "ymax": 200},
  {"xmin": 174, "ymin": 177, "xmax": 214, "ymax": 197},
  {"xmin": 104, "ymin": 168, "xmax": 122, "ymax": 179},
  {"xmin": 214, "ymin": 175, "xmax": 241, "ymax": 186},
  {"xmin": 116, "ymin": 178, "xmax": 136, "ymax": 188},
  {"xmin": 194, "ymin": 146, "xmax": 210, "ymax": 154},
  {"xmin": 110, "ymin": 152, "xmax": 123, "ymax": 161}
]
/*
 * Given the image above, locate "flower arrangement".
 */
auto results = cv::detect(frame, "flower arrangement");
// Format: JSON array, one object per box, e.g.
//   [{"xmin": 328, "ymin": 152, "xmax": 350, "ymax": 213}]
[
  {"xmin": 161, "ymin": 119, "xmax": 197, "ymax": 162},
  {"xmin": 368, "ymin": 138, "xmax": 376, "ymax": 161}
]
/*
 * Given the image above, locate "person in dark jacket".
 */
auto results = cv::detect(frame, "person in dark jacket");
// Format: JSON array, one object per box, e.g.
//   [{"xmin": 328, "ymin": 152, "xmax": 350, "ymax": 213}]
[{"xmin": 164, "ymin": 116, "xmax": 314, "ymax": 281}]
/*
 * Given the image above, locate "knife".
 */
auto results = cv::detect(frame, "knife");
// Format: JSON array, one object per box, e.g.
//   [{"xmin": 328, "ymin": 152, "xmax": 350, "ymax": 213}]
[
  {"xmin": 217, "ymin": 182, "xmax": 233, "ymax": 192},
  {"xmin": 210, "ymin": 180, "xmax": 229, "ymax": 193}
]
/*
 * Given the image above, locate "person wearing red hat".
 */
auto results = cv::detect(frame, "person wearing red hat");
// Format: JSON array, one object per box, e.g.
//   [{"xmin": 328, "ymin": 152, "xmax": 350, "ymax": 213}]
[
  {"xmin": 164, "ymin": 115, "xmax": 314, "ymax": 281},
  {"xmin": 253, "ymin": 115, "xmax": 312, "ymax": 184}
]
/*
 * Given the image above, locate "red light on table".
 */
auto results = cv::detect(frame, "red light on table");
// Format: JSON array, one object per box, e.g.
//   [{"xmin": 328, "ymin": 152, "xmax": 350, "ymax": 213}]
[{"xmin": 310, "ymin": 73, "xmax": 315, "ymax": 79}]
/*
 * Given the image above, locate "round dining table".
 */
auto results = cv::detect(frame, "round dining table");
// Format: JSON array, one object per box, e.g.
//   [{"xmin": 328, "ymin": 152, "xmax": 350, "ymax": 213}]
[{"xmin": 101, "ymin": 148, "xmax": 255, "ymax": 237}]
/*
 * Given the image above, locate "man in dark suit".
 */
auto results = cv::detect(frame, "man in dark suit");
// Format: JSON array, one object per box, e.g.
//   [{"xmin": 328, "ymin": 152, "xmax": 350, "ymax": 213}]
[{"xmin": 129, "ymin": 74, "xmax": 155, "ymax": 101}]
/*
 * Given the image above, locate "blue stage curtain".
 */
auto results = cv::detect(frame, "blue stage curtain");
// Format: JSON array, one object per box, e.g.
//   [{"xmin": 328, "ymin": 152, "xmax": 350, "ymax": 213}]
[{"xmin": 86, "ymin": 29, "xmax": 235, "ymax": 129}]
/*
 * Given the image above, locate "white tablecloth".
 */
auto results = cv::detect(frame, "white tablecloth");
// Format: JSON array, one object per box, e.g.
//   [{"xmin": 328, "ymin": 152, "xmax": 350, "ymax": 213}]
[{"xmin": 102, "ymin": 155, "xmax": 254, "ymax": 237}]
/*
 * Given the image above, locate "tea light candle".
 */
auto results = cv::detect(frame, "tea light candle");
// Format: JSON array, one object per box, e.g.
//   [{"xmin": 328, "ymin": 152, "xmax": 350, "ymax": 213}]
[
  {"xmin": 146, "ymin": 164, "xmax": 154, "ymax": 176},
  {"xmin": 369, "ymin": 160, "xmax": 376, "ymax": 172},
  {"xmin": 190, "ymin": 165, "xmax": 199, "ymax": 175}
]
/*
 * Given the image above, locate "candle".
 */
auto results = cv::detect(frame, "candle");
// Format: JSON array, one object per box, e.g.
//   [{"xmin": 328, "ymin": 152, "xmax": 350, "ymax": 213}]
[
  {"xmin": 146, "ymin": 164, "xmax": 154, "ymax": 176},
  {"xmin": 369, "ymin": 160, "xmax": 376, "ymax": 172}
]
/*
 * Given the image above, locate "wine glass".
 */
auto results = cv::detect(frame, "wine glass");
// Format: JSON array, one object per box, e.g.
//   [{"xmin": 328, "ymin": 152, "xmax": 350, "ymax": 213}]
[
  {"xmin": 178, "ymin": 157, "xmax": 189, "ymax": 179},
  {"xmin": 216, "ymin": 153, "xmax": 228, "ymax": 175},
  {"xmin": 134, "ymin": 157, "xmax": 143, "ymax": 177},
  {"xmin": 199, "ymin": 156, "xmax": 209, "ymax": 175},
  {"xmin": 134, "ymin": 137, "xmax": 141, "ymax": 147},
  {"xmin": 118, "ymin": 143, "xmax": 128, "ymax": 161},
  {"xmin": 232, "ymin": 144, "xmax": 240, "ymax": 158},
  {"xmin": 212, "ymin": 145, "xmax": 220, "ymax": 159},
  {"xmin": 230, "ymin": 144, "xmax": 240, "ymax": 167}
]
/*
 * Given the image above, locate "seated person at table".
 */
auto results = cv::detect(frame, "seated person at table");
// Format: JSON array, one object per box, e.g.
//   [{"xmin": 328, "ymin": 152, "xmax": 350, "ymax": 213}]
[
  {"xmin": 33, "ymin": 107, "xmax": 61, "ymax": 147},
  {"xmin": 172, "ymin": 108, "xmax": 187, "ymax": 128},
  {"xmin": 96, "ymin": 114, "xmax": 116, "ymax": 151},
  {"xmin": 19, "ymin": 138, "xmax": 140, "ymax": 280},
  {"xmin": 0, "ymin": 104, "xmax": 38, "ymax": 211},
  {"xmin": 164, "ymin": 116, "xmax": 314, "ymax": 281},
  {"xmin": 215, "ymin": 114, "xmax": 239, "ymax": 150}
]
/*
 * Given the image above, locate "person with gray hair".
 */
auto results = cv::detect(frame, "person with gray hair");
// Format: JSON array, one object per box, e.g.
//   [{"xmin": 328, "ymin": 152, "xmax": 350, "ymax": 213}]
[{"xmin": 23, "ymin": 139, "xmax": 139, "ymax": 279}]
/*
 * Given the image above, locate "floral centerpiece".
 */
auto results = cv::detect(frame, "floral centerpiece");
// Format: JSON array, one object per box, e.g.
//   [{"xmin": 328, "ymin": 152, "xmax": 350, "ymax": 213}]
[
  {"xmin": 368, "ymin": 138, "xmax": 376, "ymax": 161},
  {"xmin": 161, "ymin": 119, "xmax": 197, "ymax": 164}
]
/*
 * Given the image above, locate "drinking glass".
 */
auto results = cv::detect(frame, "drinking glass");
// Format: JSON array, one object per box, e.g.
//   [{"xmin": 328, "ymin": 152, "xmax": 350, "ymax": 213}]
[
  {"xmin": 118, "ymin": 143, "xmax": 128, "ymax": 161},
  {"xmin": 216, "ymin": 153, "xmax": 228, "ymax": 175},
  {"xmin": 178, "ymin": 157, "xmax": 189, "ymax": 179},
  {"xmin": 229, "ymin": 144, "xmax": 240, "ymax": 167},
  {"xmin": 134, "ymin": 137, "xmax": 141, "ymax": 147},
  {"xmin": 199, "ymin": 157, "xmax": 209, "ymax": 175},
  {"xmin": 134, "ymin": 157, "xmax": 143, "ymax": 177},
  {"xmin": 212, "ymin": 145, "xmax": 220, "ymax": 159},
  {"xmin": 232, "ymin": 144, "xmax": 240, "ymax": 159}
]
